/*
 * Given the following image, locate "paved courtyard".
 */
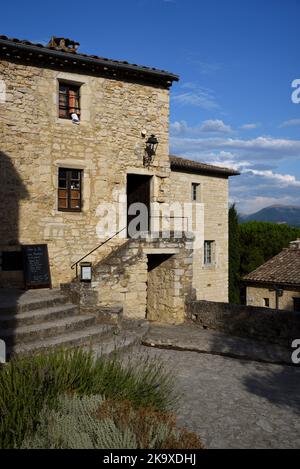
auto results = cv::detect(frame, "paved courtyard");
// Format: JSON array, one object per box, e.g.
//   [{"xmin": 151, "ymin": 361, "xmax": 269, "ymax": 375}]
[{"xmin": 131, "ymin": 345, "xmax": 300, "ymax": 449}]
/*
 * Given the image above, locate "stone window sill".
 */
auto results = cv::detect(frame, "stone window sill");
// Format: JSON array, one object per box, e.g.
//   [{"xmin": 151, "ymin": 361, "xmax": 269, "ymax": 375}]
[
  {"xmin": 56, "ymin": 118, "xmax": 89, "ymax": 127},
  {"xmin": 202, "ymin": 263, "xmax": 217, "ymax": 270}
]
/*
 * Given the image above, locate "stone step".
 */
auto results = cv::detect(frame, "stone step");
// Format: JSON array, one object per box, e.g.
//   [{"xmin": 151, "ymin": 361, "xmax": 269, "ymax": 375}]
[
  {"xmin": 8, "ymin": 323, "xmax": 118, "ymax": 357},
  {"xmin": 90, "ymin": 320, "xmax": 149, "ymax": 358},
  {"xmin": 0, "ymin": 289, "xmax": 68, "ymax": 314},
  {"xmin": 0, "ymin": 314, "xmax": 97, "ymax": 346},
  {"xmin": 0, "ymin": 304, "xmax": 79, "ymax": 329},
  {"xmin": 96, "ymin": 305, "xmax": 123, "ymax": 324}
]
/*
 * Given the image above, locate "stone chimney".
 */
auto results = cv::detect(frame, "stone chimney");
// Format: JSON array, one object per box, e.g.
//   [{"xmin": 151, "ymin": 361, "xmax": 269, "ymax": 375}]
[
  {"xmin": 47, "ymin": 37, "xmax": 80, "ymax": 53},
  {"xmin": 289, "ymin": 239, "xmax": 300, "ymax": 249}
]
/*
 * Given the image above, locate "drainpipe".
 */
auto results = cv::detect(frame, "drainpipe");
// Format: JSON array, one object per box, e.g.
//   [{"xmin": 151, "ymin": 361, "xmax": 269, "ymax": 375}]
[{"xmin": 275, "ymin": 286, "xmax": 283, "ymax": 310}]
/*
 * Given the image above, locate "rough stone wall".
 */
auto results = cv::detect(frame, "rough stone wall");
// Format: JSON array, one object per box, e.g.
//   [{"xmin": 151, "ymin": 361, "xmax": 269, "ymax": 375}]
[
  {"xmin": 62, "ymin": 235, "xmax": 195, "ymax": 323},
  {"xmin": 246, "ymin": 285, "xmax": 300, "ymax": 311},
  {"xmin": 188, "ymin": 300, "xmax": 300, "ymax": 347},
  {"xmin": 169, "ymin": 170, "xmax": 229, "ymax": 302},
  {"xmin": 0, "ymin": 59, "xmax": 170, "ymax": 288},
  {"xmin": 93, "ymin": 235, "xmax": 194, "ymax": 323},
  {"xmin": 147, "ymin": 255, "xmax": 175, "ymax": 322},
  {"xmin": 93, "ymin": 239, "xmax": 148, "ymax": 320}
]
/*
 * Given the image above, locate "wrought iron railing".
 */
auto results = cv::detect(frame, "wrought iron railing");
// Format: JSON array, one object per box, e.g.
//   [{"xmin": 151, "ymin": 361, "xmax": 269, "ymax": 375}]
[
  {"xmin": 149, "ymin": 215, "xmax": 190, "ymax": 233},
  {"xmin": 71, "ymin": 227, "xmax": 127, "ymax": 277},
  {"xmin": 71, "ymin": 216, "xmax": 191, "ymax": 277}
]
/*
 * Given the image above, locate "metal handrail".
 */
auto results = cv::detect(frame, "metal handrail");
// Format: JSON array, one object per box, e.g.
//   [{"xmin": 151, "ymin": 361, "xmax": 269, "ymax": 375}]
[
  {"xmin": 71, "ymin": 216, "xmax": 191, "ymax": 277},
  {"xmin": 150, "ymin": 215, "xmax": 190, "ymax": 232},
  {"xmin": 71, "ymin": 227, "xmax": 127, "ymax": 277}
]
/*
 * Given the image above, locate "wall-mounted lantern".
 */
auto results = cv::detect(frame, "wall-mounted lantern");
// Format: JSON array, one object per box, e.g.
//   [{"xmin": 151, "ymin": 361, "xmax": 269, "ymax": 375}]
[
  {"xmin": 144, "ymin": 134, "xmax": 159, "ymax": 166},
  {"xmin": 80, "ymin": 261, "xmax": 92, "ymax": 282}
]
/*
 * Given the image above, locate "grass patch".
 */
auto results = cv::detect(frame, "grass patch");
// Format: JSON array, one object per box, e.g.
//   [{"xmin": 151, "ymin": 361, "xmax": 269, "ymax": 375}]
[{"xmin": 0, "ymin": 348, "xmax": 178, "ymax": 449}]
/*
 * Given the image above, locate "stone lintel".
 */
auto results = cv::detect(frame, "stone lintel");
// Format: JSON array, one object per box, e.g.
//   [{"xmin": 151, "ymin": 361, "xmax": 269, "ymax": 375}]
[{"xmin": 143, "ymin": 248, "xmax": 180, "ymax": 255}]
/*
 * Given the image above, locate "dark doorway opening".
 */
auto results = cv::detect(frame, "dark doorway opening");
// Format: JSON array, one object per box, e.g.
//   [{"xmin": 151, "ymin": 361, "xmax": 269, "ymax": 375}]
[
  {"xmin": 147, "ymin": 253, "xmax": 174, "ymax": 321},
  {"xmin": 293, "ymin": 297, "xmax": 300, "ymax": 312},
  {"xmin": 147, "ymin": 253, "xmax": 173, "ymax": 272},
  {"xmin": 127, "ymin": 174, "xmax": 151, "ymax": 238}
]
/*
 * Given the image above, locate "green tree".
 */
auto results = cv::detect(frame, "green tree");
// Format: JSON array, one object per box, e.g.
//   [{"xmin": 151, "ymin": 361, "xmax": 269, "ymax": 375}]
[
  {"xmin": 229, "ymin": 204, "xmax": 240, "ymax": 303},
  {"xmin": 239, "ymin": 221, "xmax": 300, "ymax": 279}
]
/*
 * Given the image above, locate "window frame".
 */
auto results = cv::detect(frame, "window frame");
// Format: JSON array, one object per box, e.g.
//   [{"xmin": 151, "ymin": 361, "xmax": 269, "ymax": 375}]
[
  {"xmin": 58, "ymin": 82, "xmax": 81, "ymax": 120},
  {"xmin": 293, "ymin": 297, "xmax": 300, "ymax": 312},
  {"xmin": 58, "ymin": 168, "xmax": 82, "ymax": 212},
  {"xmin": 263, "ymin": 298, "xmax": 270, "ymax": 308},
  {"xmin": 204, "ymin": 240, "xmax": 214, "ymax": 265},
  {"xmin": 191, "ymin": 182, "xmax": 200, "ymax": 202}
]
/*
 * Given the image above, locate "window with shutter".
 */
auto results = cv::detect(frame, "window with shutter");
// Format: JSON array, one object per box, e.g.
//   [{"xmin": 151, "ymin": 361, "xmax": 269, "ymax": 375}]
[
  {"xmin": 58, "ymin": 83, "xmax": 81, "ymax": 119},
  {"xmin": 58, "ymin": 168, "xmax": 82, "ymax": 211}
]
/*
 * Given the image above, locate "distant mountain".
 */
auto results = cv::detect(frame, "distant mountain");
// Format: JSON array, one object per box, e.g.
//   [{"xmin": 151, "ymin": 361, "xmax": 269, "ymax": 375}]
[{"xmin": 239, "ymin": 204, "xmax": 300, "ymax": 227}]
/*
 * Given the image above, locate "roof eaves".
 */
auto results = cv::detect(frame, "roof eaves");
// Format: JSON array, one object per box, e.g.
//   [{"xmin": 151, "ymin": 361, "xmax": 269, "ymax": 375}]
[
  {"xmin": 169, "ymin": 155, "xmax": 240, "ymax": 177},
  {"xmin": 243, "ymin": 277, "xmax": 300, "ymax": 289},
  {"xmin": 0, "ymin": 36, "xmax": 179, "ymax": 85}
]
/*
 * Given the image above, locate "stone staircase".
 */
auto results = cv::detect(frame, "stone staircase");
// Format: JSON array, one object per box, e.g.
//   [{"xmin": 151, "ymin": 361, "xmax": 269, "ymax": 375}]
[{"xmin": 0, "ymin": 288, "xmax": 147, "ymax": 359}]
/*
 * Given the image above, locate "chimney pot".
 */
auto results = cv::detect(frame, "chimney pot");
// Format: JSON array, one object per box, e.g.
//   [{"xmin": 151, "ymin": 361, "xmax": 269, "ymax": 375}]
[
  {"xmin": 289, "ymin": 239, "xmax": 300, "ymax": 249},
  {"xmin": 47, "ymin": 36, "xmax": 80, "ymax": 53}
]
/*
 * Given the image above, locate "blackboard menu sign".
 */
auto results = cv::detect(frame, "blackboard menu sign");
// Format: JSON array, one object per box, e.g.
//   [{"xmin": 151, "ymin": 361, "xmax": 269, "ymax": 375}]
[{"xmin": 22, "ymin": 244, "xmax": 52, "ymax": 289}]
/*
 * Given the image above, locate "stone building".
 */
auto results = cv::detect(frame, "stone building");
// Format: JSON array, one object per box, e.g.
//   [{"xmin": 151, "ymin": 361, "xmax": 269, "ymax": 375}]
[
  {"xmin": 244, "ymin": 239, "xmax": 300, "ymax": 311},
  {"xmin": 0, "ymin": 34, "xmax": 238, "ymax": 324}
]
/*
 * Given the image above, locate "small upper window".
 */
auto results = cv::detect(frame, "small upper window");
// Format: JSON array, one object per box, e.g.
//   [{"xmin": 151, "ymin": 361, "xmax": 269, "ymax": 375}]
[
  {"xmin": 204, "ymin": 240, "xmax": 214, "ymax": 265},
  {"xmin": 192, "ymin": 183, "xmax": 200, "ymax": 202},
  {"xmin": 58, "ymin": 168, "xmax": 82, "ymax": 211},
  {"xmin": 293, "ymin": 297, "xmax": 300, "ymax": 312},
  {"xmin": 264, "ymin": 298, "xmax": 270, "ymax": 308},
  {"xmin": 59, "ymin": 82, "xmax": 80, "ymax": 120}
]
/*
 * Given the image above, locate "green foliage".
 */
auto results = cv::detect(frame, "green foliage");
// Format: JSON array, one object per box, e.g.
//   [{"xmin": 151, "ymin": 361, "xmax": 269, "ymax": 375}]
[
  {"xmin": 239, "ymin": 221, "xmax": 300, "ymax": 278},
  {"xmin": 21, "ymin": 394, "xmax": 204, "ymax": 449},
  {"xmin": 0, "ymin": 348, "xmax": 177, "ymax": 449},
  {"xmin": 229, "ymin": 204, "xmax": 241, "ymax": 304}
]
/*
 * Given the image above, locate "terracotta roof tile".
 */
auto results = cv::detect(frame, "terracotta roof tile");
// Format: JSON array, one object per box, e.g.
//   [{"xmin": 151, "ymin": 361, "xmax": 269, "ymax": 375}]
[
  {"xmin": 170, "ymin": 155, "xmax": 239, "ymax": 177},
  {"xmin": 243, "ymin": 247, "xmax": 300, "ymax": 286},
  {"xmin": 0, "ymin": 35, "xmax": 179, "ymax": 86}
]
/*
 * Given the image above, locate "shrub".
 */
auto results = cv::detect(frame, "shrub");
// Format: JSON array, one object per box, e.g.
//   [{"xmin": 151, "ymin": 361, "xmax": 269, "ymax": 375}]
[
  {"xmin": 0, "ymin": 348, "xmax": 177, "ymax": 449},
  {"xmin": 96, "ymin": 398, "xmax": 205, "ymax": 449},
  {"xmin": 22, "ymin": 394, "xmax": 204, "ymax": 449}
]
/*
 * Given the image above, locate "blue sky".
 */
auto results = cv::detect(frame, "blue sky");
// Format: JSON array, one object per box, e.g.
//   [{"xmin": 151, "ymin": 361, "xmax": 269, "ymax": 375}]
[{"xmin": 2, "ymin": 0, "xmax": 300, "ymax": 213}]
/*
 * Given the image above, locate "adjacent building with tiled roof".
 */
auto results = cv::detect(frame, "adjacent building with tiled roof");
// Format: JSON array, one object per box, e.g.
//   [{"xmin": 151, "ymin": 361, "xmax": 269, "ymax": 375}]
[
  {"xmin": 170, "ymin": 155, "xmax": 240, "ymax": 177},
  {"xmin": 244, "ymin": 240, "xmax": 300, "ymax": 311}
]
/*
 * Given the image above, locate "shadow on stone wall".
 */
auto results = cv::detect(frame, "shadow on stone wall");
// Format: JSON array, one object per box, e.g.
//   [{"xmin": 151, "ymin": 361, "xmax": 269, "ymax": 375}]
[
  {"xmin": 0, "ymin": 150, "xmax": 29, "ymax": 356},
  {"xmin": 188, "ymin": 300, "xmax": 300, "ymax": 348}
]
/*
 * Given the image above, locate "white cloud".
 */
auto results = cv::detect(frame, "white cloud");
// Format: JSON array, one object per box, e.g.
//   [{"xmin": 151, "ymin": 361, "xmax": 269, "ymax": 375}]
[
  {"xmin": 279, "ymin": 119, "xmax": 300, "ymax": 128},
  {"xmin": 170, "ymin": 135, "xmax": 300, "ymax": 161},
  {"xmin": 172, "ymin": 83, "xmax": 219, "ymax": 110},
  {"xmin": 170, "ymin": 119, "xmax": 233, "ymax": 136},
  {"xmin": 245, "ymin": 169, "xmax": 300, "ymax": 187},
  {"xmin": 170, "ymin": 120, "xmax": 189, "ymax": 135},
  {"xmin": 170, "ymin": 131, "xmax": 300, "ymax": 213},
  {"xmin": 240, "ymin": 123, "xmax": 260, "ymax": 130},
  {"xmin": 200, "ymin": 119, "xmax": 232, "ymax": 133}
]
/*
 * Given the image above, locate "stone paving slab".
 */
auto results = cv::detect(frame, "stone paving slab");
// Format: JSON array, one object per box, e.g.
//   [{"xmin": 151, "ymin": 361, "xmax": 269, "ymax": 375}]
[
  {"xmin": 127, "ymin": 345, "xmax": 300, "ymax": 449},
  {"xmin": 143, "ymin": 323, "xmax": 294, "ymax": 366}
]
